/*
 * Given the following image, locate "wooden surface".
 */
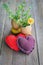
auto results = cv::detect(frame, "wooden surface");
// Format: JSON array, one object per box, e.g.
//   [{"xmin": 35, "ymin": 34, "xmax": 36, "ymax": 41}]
[{"xmin": 0, "ymin": 0, "xmax": 43, "ymax": 65}]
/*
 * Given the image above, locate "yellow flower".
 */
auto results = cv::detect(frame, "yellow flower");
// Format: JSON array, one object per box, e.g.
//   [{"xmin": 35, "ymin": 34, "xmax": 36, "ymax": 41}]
[{"xmin": 28, "ymin": 18, "xmax": 34, "ymax": 25}]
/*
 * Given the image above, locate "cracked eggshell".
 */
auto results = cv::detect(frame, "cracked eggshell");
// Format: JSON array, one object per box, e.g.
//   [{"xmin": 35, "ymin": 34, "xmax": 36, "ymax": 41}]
[
  {"xmin": 11, "ymin": 19, "xmax": 19, "ymax": 29},
  {"xmin": 21, "ymin": 25, "xmax": 32, "ymax": 35}
]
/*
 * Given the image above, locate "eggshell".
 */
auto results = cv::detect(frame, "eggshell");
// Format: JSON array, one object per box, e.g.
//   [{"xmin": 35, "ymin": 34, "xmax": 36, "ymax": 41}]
[
  {"xmin": 11, "ymin": 19, "xmax": 19, "ymax": 29},
  {"xmin": 21, "ymin": 26, "xmax": 32, "ymax": 35}
]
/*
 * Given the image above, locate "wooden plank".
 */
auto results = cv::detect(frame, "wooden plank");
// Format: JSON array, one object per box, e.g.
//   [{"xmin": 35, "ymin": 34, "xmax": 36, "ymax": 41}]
[
  {"xmin": 13, "ymin": 0, "xmax": 39, "ymax": 65},
  {"xmin": 0, "ymin": 2, "xmax": 5, "ymax": 65},
  {"xmin": 0, "ymin": 55, "xmax": 2, "ymax": 65},
  {"xmin": 32, "ymin": 0, "xmax": 43, "ymax": 65},
  {"xmin": 1, "ymin": 0, "xmax": 17, "ymax": 65},
  {"xmin": 31, "ymin": 0, "xmax": 40, "ymax": 65},
  {"xmin": 1, "ymin": 14, "xmax": 13, "ymax": 65},
  {"xmin": 0, "ymin": 0, "xmax": 16, "ymax": 65},
  {"xmin": 25, "ymin": 0, "xmax": 39, "ymax": 65},
  {"xmin": 12, "ymin": 52, "xmax": 26, "ymax": 65},
  {"xmin": 0, "ymin": 1, "xmax": 6, "ymax": 54}
]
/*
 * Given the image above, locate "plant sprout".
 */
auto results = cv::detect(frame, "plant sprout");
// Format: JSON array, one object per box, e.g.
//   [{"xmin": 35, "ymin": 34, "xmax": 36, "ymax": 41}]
[{"xmin": 3, "ymin": 1, "xmax": 32, "ymax": 27}]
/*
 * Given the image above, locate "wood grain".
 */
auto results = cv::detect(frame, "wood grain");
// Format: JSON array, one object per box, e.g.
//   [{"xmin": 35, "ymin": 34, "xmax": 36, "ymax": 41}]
[
  {"xmin": 1, "ymin": 14, "xmax": 13, "ymax": 65},
  {"xmin": 32, "ymin": 0, "xmax": 43, "ymax": 65},
  {"xmin": 0, "ymin": 0, "xmax": 16, "ymax": 65},
  {"xmin": 0, "ymin": 0, "xmax": 42, "ymax": 65},
  {"xmin": 0, "ymin": 2, "xmax": 6, "ymax": 55},
  {"xmin": 25, "ymin": 0, "xmax": 39, "ymax": 65}
]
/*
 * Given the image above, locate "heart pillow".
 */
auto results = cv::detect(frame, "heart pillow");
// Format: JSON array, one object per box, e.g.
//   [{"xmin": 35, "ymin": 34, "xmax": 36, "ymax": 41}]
[
  {"xmin": 17, "ymin": 35, "xmax": 35, "ymax": 54},
  {"xmin": 5, "ymin": 33, "xmax": 26, "ymax": 51},
  {"xmin": 17, "ymin": 33, "xmax": 26, "ymax": 38},
  {"xmin": 5, "ymin": 35, "xmax": 20, "ymax": 51}
]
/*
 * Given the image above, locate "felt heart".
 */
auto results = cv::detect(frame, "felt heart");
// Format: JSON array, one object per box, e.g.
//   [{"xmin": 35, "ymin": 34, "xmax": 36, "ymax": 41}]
[
  {"xmin": 26, "ymin": 35, "xmax": 35, "ymax": 49},
  {"xmin": 5, "ymin": 35, "xmax": 20, "ymax": 51},
  {"xmin": 5, "ymin": 33, "xmax": 25, "ymax": 51},
  {"xmin": 17, "ymin": 35, "xmax": 35, "ymax": 54},
  {"xmin": 17, "ymin": 33, "xmax": 26, "ymax": 38}
]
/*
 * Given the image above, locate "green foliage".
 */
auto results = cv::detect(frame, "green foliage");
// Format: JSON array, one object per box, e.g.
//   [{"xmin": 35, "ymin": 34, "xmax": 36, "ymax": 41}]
[{"xmin": 3, "ymin": 2, "xmax": 32, "ymax": 27}]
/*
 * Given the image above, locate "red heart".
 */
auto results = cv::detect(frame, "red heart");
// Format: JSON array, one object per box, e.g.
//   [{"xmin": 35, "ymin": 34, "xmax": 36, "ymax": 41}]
[
  {"xmin": 5, "ymin": 33, "xmax": 26, "ymax": 51},
  {"xmin": 5, "ymin": 35, "xmax": 20, "ymax": 51},
  {"xmin": 17, "ymin": 33, "xmax": 26, "ymax": 38}
]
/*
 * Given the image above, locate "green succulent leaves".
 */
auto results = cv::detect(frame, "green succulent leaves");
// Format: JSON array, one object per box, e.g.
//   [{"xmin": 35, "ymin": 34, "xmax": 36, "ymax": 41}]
[{"xmin": 3, "ymin": 2, "xmax": 32, "ymax": 27}]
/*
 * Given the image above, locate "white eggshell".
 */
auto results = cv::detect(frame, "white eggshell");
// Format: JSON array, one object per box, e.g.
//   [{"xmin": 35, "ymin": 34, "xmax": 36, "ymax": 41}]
[
  {"xmin": 21, "ymin": 26, "xmax": 32, "ymax": 35},
  {"xmin": 11, "ymin": 20, "xmax": 19, "ymax": 29}
]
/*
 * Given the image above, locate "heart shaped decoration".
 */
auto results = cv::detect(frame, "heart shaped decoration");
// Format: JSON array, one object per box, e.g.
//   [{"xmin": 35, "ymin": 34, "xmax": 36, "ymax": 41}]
[
  {"xmin": 5, "ymin": 33, "xmax": 26, "ymax": 51},
  {"xmin": 17, "ymin": 35, "xmax": 35, "ymax": 54},
  {"xmin": 5, "ymin": 35, "xmax": 20, "ymax": 51}
]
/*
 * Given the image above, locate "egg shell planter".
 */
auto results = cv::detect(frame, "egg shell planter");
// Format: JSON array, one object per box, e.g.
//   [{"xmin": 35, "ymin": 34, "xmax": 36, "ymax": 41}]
[
  {"xmin": 11, "ymin": 19, "xmax": 21, "ymax": 34},
  {"xmin": 3, "ymin": 1, "xmax": 35, "ymax": 55},
  {"xmin": 21, "ymin": 25, "xmax": 32, "ymax": 35}
]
